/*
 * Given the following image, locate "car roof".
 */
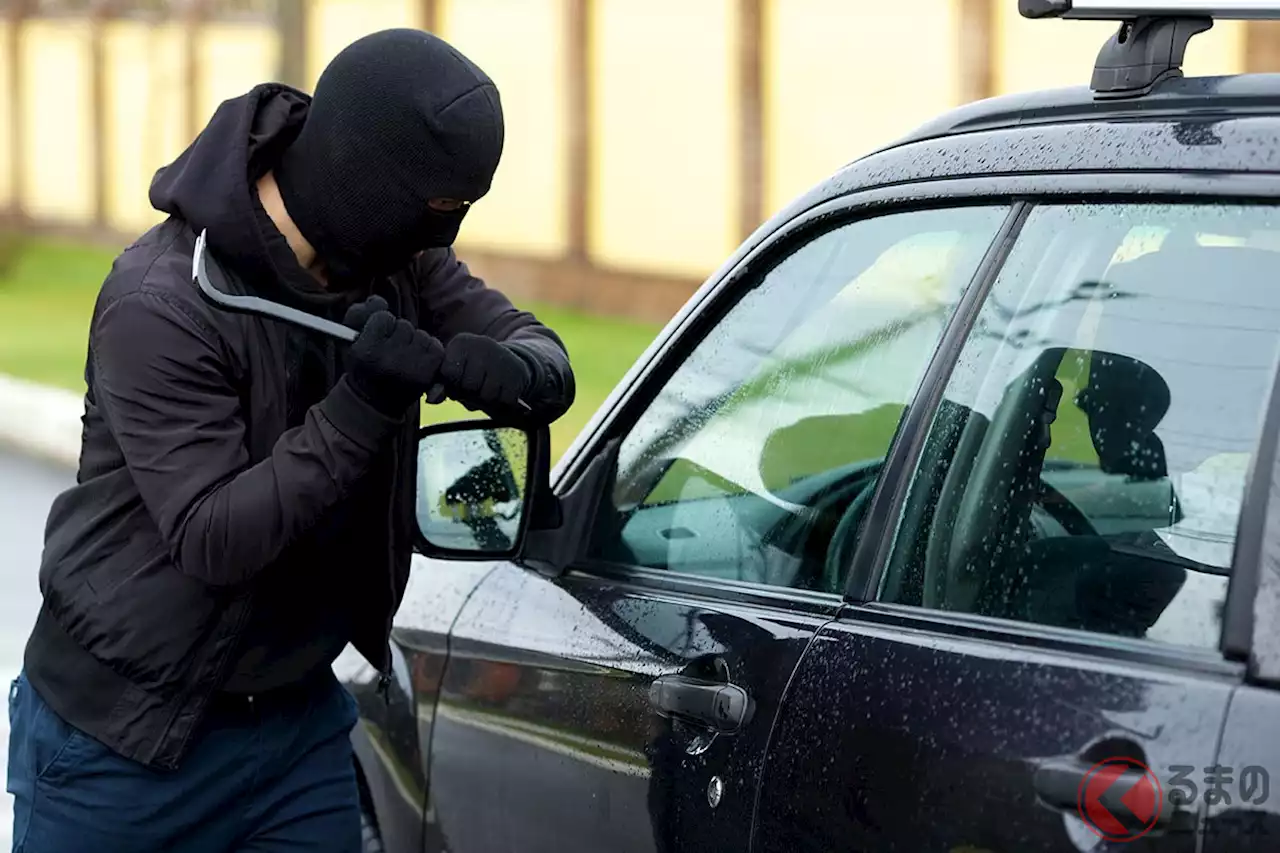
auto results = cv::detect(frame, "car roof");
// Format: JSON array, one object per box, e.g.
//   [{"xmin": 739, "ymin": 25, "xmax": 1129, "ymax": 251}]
[
  {"xmin": 775, "ymin": 72, "xmax": 1280, "ymax": 225},
  {"xmin": 891, "ymin": 72, "xmax": 1280, "ymax": 147}
]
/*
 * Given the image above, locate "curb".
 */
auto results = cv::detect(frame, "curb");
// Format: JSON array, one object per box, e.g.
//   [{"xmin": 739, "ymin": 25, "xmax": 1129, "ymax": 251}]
[{"xmin": 0, "ymin": 373, "xmax": 83, "ymax": 469}]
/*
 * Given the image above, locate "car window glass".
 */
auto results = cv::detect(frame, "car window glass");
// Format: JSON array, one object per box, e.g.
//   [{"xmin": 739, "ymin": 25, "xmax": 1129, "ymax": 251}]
[
  {"xmin": 585, "ymin": 205, "xmax": 1011, "ymax": 593},
  {"xmin": 880, "ymin": 202, "xmax": 1280, "ymax": 652}
]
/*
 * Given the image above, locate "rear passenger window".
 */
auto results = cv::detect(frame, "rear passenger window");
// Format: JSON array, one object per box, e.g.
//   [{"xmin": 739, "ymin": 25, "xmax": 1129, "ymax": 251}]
[{"xmin": 880, "ymin": 202, "xmax": 1280, "ymax": 651}]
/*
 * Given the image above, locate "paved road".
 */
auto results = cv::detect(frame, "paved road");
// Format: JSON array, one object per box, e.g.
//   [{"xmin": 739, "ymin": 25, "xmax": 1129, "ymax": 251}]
[{"xmin": 0, "ymin": 451, "xmax": 70, "ymax": 850}]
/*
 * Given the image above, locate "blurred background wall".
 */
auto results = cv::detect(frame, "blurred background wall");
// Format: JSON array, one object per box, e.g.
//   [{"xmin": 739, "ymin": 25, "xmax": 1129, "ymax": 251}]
[{"xmin": 0, "ymin": 0, "xmax": 1272, "ymax": 320}]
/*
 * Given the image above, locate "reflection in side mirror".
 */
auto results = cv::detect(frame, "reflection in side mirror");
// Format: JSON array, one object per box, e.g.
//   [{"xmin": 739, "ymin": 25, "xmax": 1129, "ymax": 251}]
[{"xmin": 415, "ymin": 423, "xmax": 533, "ymax": 558}]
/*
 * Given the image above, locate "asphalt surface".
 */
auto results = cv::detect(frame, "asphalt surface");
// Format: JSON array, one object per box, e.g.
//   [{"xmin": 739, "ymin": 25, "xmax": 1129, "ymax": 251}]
[{"xmin": 0, "ymin": 451, "xmax": 71, "ymax": 850}]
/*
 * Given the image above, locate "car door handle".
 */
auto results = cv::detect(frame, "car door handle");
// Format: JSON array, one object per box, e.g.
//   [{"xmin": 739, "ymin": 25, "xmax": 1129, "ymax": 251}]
[
  {"xmin": 648, "ymin": 674, "xmax": 754, "ymax": 735},
  {"xmin": 1032, "ymin": 759, "xmax": 1181, "ymax": 828}
]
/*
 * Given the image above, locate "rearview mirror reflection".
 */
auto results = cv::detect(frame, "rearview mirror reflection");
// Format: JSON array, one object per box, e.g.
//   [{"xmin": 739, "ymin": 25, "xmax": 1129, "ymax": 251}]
[{"xmin": 415, "ymin": 424, "xmax": 532, "ymax": 556}]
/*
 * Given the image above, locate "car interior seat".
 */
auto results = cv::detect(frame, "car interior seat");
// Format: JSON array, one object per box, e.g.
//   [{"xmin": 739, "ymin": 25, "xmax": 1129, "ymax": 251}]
[
  {"xmin": 994, "ymin": 239, "xmax": 1279, "ymax": 637},
  {"xmin": 1008, "ymin": 350, "xmax": 1185, "ymax": 636}
]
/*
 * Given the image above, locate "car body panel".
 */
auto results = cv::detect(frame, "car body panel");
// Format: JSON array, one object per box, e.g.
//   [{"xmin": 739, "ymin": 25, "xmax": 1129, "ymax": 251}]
[
  {"xmin": 340, "ymin": 557, "xmax": 497, "ymax": 851},
  {"xmin": 887, "ymin": 74, "xmax": 1280, "ymax": 149},
  {"xmin": 423, "ymin": 563, "xmax": 835, "ymax": 853},
  {"xmin": 825, "ymin": 76, "xmax": 1280, "ymax": 203},
  {"xmin": 753, "ymin": 609, "xmax": 1239, "ymax": 851},
  {"xmin": 1204, "ymin": 684, "xmax": 1280, "ymax": 849}
]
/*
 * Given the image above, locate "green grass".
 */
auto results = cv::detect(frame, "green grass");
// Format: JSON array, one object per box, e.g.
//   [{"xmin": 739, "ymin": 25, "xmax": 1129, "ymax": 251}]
[
  {"xmin": 0, "ymin": 234, "xmax": 110, "ymax": 389},
  {"xmin": 0, "ymin": 234, "xmax": 661, "ymax": 460}
]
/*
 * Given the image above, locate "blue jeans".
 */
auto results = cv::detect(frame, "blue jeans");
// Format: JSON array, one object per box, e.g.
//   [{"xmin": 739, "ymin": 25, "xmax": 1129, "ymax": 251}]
[{"xmin": 6, "ymin": 670, "xmax": 362, "ymax": 853}]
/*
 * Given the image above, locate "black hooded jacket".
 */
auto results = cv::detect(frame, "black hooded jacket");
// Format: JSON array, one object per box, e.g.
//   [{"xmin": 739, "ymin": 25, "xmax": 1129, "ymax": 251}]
[{"xmin": 22, "ymin": 83, "xmax": 574, "ymax": 770}]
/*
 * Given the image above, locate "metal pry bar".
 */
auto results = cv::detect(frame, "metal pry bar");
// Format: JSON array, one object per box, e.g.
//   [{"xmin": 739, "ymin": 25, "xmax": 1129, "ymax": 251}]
[{"xmin": 192, "ymin": 228, "xmax": 531, "ymax": 412}]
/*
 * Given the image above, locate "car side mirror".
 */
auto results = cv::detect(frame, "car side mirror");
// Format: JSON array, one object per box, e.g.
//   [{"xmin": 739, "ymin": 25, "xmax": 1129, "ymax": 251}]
[{"xmin": 413, "ymin": 419, "xmax": 551, "ymax": 560}]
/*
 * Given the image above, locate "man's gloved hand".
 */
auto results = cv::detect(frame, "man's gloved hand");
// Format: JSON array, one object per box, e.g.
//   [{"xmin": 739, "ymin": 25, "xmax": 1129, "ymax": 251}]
[
  {"xmin": 343, "ymin": 294, "xmax": 390, "ymax": 334},
  {"xmin": 436, "ymin": 333, "xmax": 532, "ymax": 415},
  {"xmin": 342, "ymin": 296, "xmax": 445, "ymax": 417}
]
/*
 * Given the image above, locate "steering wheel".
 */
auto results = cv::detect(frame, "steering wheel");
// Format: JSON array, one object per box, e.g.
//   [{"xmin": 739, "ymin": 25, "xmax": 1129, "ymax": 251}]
[
  {"xmin": 923, "ymin": 349, "xmax": 1068, "ymax": 613},
  {"xmin": 820, "ymin": 480, "xmax": 879, "ymax": 594},
  {"xmin": 765, "ymin": 461, "xmax": 882, "ymax": 592},
  {"xmin": 1035, "ymin": 478, "xmax": 1099, "ymax": 538},
  {"xmin": 812, "ymin": 458, "xmax": 1095, "ymax": 599}
]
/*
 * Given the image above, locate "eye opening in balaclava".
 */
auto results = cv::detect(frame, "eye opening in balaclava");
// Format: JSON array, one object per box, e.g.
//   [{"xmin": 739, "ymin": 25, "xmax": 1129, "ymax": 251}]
[{"xmin": 274, "ymin": 28, "xmax": 504, "ymax": 290}]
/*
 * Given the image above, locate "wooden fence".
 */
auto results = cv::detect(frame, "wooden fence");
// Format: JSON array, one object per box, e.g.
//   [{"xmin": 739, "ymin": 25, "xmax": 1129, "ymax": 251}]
[{"xmin": 2, "ymin": 0, "xmax": 1276, "ymax": 321}]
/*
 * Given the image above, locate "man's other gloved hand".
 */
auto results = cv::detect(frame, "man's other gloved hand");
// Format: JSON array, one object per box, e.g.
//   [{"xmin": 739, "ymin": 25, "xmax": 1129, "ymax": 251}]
[
  {"xmin": 437, "ymin": 333, "xmax": 532, "ymax": 415},
  {"xmin": 343, "ymin": 296, "xmax": 445, "ymax": 418}
]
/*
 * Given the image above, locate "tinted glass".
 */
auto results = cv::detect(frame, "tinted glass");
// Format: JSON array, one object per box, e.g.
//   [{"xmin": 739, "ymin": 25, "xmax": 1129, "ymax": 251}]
[
  {"xmin": 880, "ymin": 202, "xmax": 1280, "ymax": 651},
  {"xmin": 586, "ymin": 206, "xmax": 1010, "ymax": 592}
]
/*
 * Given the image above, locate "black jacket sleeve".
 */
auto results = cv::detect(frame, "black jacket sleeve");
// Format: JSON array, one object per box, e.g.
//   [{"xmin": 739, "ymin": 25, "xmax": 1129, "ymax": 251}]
[
  {"xmin": 91, "ymin": 287, "xmax": 403, "ymax": 587},
  {"xmin": 411, "ymin": 248, "xmax": 576, "ymax": 422}
]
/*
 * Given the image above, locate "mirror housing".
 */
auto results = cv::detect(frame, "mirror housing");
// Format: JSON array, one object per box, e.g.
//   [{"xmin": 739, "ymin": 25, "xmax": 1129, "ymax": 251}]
[
  {"xmin": 413, "ymin": 419, "xmax": 555, "ymax": 561},
  {"xmin": 413, "ymin": 418, "xmax": 618, "ymax": 576}
]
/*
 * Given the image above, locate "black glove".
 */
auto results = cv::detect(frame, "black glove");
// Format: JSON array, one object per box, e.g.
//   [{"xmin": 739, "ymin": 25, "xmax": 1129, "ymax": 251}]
[
  {"xmin": 342, "ymin": 297, "xmax": 445, "ymax": 417},
  {"xmin": 343, "ymin": 294, "xmax": 390, "ymax": 333},
  {"xmin": 437, "ymin": 333, "xmax": 532, "ymax": 415}
]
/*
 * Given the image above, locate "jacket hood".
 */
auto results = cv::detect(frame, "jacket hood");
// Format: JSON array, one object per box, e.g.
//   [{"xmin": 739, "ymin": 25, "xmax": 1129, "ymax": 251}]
[{"xmin": 149, "ymin": 83, "xmax": 348, "ymax": 312}]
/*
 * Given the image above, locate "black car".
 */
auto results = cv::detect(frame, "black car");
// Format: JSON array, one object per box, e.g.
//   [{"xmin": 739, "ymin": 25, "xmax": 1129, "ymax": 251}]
[{"xmin": 338, "ymin": 2, "xmax": 1280, "ymax": 850}]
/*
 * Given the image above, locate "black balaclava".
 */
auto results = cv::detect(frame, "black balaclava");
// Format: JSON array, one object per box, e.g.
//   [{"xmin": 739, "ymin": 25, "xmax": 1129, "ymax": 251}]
[{"xmin": 275, "ymin": 28, "xmax": 504, "ymax": 289}]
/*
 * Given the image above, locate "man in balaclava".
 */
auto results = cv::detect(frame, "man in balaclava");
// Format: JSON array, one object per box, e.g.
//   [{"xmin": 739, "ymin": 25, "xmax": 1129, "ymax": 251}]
[{"xmin": 7, "ymin": 28, "xmax": 574, "ymax": 853}]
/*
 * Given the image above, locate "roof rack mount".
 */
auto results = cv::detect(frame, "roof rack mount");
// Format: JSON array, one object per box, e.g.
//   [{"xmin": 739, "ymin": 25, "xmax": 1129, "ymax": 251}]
[{"xmin": 1019, "ymin": 1, "xmax": 1280, "ymax": 99}]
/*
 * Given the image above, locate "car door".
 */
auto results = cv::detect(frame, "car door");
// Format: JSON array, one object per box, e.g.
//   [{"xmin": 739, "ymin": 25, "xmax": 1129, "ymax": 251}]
[
  {"xmin": 338, "ymin": 558, "xmax": 498, "ymax": 853},
  {"xmin": 753, "ymin": 196, "xmax": 1280, "ymax": 851},
  {"xmin": 419, "ymin": 201, "xmax": 1018, "ymax": 853}
]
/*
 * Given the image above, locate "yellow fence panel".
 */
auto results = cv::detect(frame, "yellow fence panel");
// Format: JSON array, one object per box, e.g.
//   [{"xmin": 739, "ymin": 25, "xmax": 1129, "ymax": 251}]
[
  {"xmin": 305, "ymin": 0, "xmax": 420, "ymax": 91},
  {"xmin": 196, "ymin": 21, "xmax": 281, "ymax": 129},
  {"xmin": 994, "ymin": 5, "xmax": 1245, "ymax": 96},
  {"xmin": 20, "ymin": 18, "xmax": 96, "ymax": 225},
  {"xmin": 590, "ymin": 0, "xmax": 740, "ymax": 278},
  {"xmin": 102, "ymin": 20, "xmax": 187, "ymax": 237},
  {"xmin": 438, "ymin": 0, "xmax": 568, "ymax": 258},
  {"xmin": 765, "ymin": 0, "xmax": 962, "ymax": 219},
  {"xmin": 8, "ymin": 3, "xmax": 1257, "ymax": 306},
  {"xmin": 0, "ymin": 21, "xmax": 11, "ymax": 210}
]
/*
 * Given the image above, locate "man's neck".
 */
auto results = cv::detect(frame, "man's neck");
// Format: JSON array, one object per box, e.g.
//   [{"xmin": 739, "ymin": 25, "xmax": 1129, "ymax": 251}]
[{"xmin": 256, "ymin": 171, "xmax": 329, "ymax": 286}]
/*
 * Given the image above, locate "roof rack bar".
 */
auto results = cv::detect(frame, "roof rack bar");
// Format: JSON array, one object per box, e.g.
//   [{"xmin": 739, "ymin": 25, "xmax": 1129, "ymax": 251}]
[{"xmin": 1021, "ymin": 0, "xmax": 1280, "ymax": 19}]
